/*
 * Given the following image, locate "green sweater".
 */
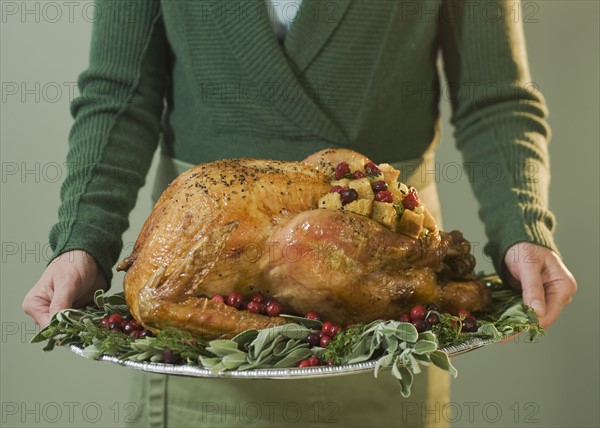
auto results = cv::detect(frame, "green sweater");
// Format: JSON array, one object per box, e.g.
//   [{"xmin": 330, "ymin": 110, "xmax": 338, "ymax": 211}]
[{"xmin": 49, "ymin": 0, "xmax": 558, "ymax": 284}]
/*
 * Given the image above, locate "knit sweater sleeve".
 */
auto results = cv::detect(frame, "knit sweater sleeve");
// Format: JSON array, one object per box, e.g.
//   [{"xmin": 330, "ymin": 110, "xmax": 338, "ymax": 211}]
[
  {"xmin": 438, "ymin": 0, "xmax": 558, "ymax": 276},
  {"xmin": 48, "ymin": 0, "xmax": 170, "ymax": 284}
]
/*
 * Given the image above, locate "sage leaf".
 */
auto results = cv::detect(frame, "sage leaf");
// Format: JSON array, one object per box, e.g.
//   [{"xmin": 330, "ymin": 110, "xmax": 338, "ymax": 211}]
[
  {"xmin": 413, "ymin": 340, "xmax": 437, "ymax": 355},
  {"xmin": 396, "ymin": 323, "xmax": 419, "ymax": 343},
  {"xmin": 430, "ymin": 350, "xmax": 457, "ymax": 377}
]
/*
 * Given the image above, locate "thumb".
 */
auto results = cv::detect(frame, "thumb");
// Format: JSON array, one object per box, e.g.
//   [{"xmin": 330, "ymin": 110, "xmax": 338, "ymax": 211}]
[{"xmin": 517, "ymin": 267, "xmax": 547, "ymax": 318}]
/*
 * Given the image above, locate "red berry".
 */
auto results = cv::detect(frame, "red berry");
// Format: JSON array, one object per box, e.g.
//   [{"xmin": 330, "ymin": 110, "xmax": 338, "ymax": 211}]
[
  {"xmin": 352, "ymin": 170, "xmax": 365, "ymax": 179},
  {"xmin": 371, "ymin": 180, "xmax": 388, "ymax": 192},
  {"xmin": 265, "ymin": 301, "xmax": 281, "ymax": 317},
  {"xmin": 412, "ymin": 319, "xmax": 427, "ymax": 333},
  {"xmin": 129, "ymin": 330, "xmax": 142, "ymax": 339},
  {"xmin": 129, "ymin": 320, "xmax": 142, "ymax": 331},
  {"xmin": 374, "ymin": 191, "xmax": 394, "ymax": 203},
  {"xmin": 140, "ymin": 329, "xmax": 153, "ymax": 338},
  {"xmin": 123, "ymin": 322, "xmax": 136, "ymax": 334},
  {"xmin": 402, "ymin": 188, "xmax": 419, "ymax": 210},
  {"xmin": 101, "ymin": 317, "xmax": 110, "ymax": 327},
  {"xmin": 211, "ymin": 295, "xmax": 225, "ymax": 304},
  {"xmin": 307, "ymin": 355, "xmax": 320, "ymax": 366},
  {"xmin": 426, "ymin": 313, "xmax": 441, "ymax": 326},
  {"xmin": 461, "ymin": 316, "xmax": 478, "ymax": 333},
  {"xmin": 330, "ymin": 185, "xmax": 344, "ymax": 194},
  {"xmin": 108, "ymin": 322, "xmax": 121, "ymax": 332},
  {"xmin": 398, "ymin": 313, "xmax": 411, "ymax": 323},
  {"xmin": 457, "ymin": 309, "xmax": 472, "ymax": 318},
  {"xmin": 364, "ymin": 162, "xmax": 381, "ymax": 176},
  {"xmin": 319, "ymin": 335, "xmax": 332, "ymax": 348},
  {"xmin": 304, "ymin": 311, "xmax": 321, "ymax": 321},
  {"xmin": 321, "ymin": 321, "xmax": 335, "ymax": 335},
  {"xmin": 226, "ymin": 291, "xmax": 243, "ymax": 309},
  {"xmin": 305, "ymin": 333, "xmax": 320, "ymax": 347},
  {"xmin": 107, "ymin": 314, "xmax": 123, "ymax": 325},
  {"xmin": 329, "ymin": 324, "xmax": 341, "ymax": 337},
  {"xmin": 410, "ymin": 305, "xmax": 427, "ymax": 321},
  {"xmin": 340, "ymin": 188, "xmax": 359, "ymax": 205},
  {"xmin": 246, "ymin": 301, "xmax": 263, "ymax": 314},
  {"xmin": 326, "ymin": 358, "xmax": 334, "ymax": 366},
  {"xmin": 248, "ymin": 292, "xmax": 264, "ymax": 303},
  {"xmin": 264, "ymin": 297, "xmax": 278, "ymax": 307},
  {"xmin": 334, "ymin": 162, "xmax": 351, "ymax": 180},
  {"xmin": 298, "ymin": 359, "xmax": 312, "ymax": 368},
  {"xmin": 162, "ymin": 349, "xmax": 181, "ymax": 364}
]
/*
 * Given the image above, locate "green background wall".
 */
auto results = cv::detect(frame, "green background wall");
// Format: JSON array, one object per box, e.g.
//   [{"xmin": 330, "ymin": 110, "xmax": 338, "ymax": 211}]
[{"xmin": 2, "ymin": 1, "xmax": 598, "ymax": 427}]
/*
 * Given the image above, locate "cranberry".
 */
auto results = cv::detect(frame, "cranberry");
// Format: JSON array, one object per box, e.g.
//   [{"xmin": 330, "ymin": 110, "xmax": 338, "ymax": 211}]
[
  {"xmin": 426, "ymin": 303, "xmax": 440, "ymax": 312},
  {"xmin": 162, "ymin": 349, "xmax": 181, "ymax": 364},
  {"xmin": 398, "ymin": 313, "xmax": 411, "ymax": 323},
  {"xmin": 457, "ymin": 309, "xmax": 472, "ymax": 318},
  {"xmin": 140, "ymin": 329, "xmax": 153, "ymax": 338},
  {"xmin": 364, "ymin": 162, "xmax": 381, "ymax": 176},
  {"xmin": 402, "ymin": 188, "xmax": 419, "ymax": 210},
  {"xmin": 307, "ymin": 355, "xmax": 320, "ymax": 366},
  {"xmin": 410, "ymin": 305, "xmax": 427, "ymax": 321},
  {"xmin": 129, "ymin": 330, "xmax": 142, "ymax": 339},
  {"xmin": 129, "ymin": 320, "xmax": 142, "ymax": 331},
  {"xmin": 246, "ymin": 301, "xmax": 263, "ymax": 314},
  {"xmin": 305, "ymin": 332, "xmax": 321, "ymax": 347},
  {"xmin": 328, "ymin": 324, "xmax": 341, "ymax": 337},
  {"xmin": 109, "ymin": 322, "xmax": 121, "ymax": 332},
  {"xmin": 264, "ymin": 297, "xmax": 278, "ymax": 307},
  {"xmin": 352, "ymin": 170, "xmax": 365, "ymax": 179},
  {"xmin": 211, "ymin": 295, "xmax": 225, "ymax": 304},
  {"xmin": 248, "ymin": 292, "xmax": 264, "ymax": 303},
  {"xmin": 412, "ymin": 319, "xmax": 427, "ymax": 333},
  {"xmin": 319, "ymin": 335, "xmax": 332, "ymax": 348},
  {"xmin": 321, "ymin": 321, "xmax": 335, "ymax": 335},
  {"xmin": 334, "ymin": 162, "xmax": 351, "ymax": 180},
  {"xmin": 107, "ymin": 314, "xmax": 123, "ymax": 325},
  {"xmin": 326, "ymin": 358, "xmax": 334, "ymax": 366},
  {"xmin": 374, "ymin": 190, "xmax": 394, "ymax": 203},
  {"xmin": 340, "ymin": 188, "xmax": 359, "ymax": 205},
  {"xmin": 461, "ymin": 316, "xmax": 478, "ymax": 333},
  {"xmin": 304, "ymin": 311, "xmax": 321, "ymax": 321},
  {"xmin": 123, "ymin": 322, "xmax": 136, "ymax": 334},
  {"xmin": 371, "ymin": 180, "xmax": 388, "ymax": 192},
  {"xmin": 101, "ymin": 317, "xmax": 110, "ymax": 327},
  {"xmin": 226, "ymin": 291, "xmax": 244, "ymax": 309},
  {"xmin": 298, "ymin": 359, "xmax": 312, "ymax": 368},
  {"xmin": 426, "ymin": 313, "xmax": 440, "ymax": 326},
  {"xmin": 330, "ymin": 185, "xmax": 344, "ymax": 194},
  {"xmin": 265, "ymin": 301, "xmax": 281, "ymax": 317}
]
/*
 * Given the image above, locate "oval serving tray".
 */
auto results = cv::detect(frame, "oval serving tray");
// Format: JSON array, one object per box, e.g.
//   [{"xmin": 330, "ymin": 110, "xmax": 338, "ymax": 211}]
[{"xmin": 67, "ymin": 334, "xmax": 506, "ymax": 380}]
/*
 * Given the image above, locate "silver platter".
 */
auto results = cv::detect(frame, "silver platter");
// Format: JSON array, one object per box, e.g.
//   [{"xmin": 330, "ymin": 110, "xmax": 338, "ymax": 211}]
[{"xmin": 67, "ymin": 335, "xmax": 506, "ymax": 379}]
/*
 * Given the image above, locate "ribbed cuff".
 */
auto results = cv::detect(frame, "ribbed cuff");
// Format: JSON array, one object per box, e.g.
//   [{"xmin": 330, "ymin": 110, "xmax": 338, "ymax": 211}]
[
  {"xmin": 484, "ymin": 215, "xmax": 559, "ymax": 281},
  {"xmin": 48, "ymin": 219, "xmax": 120, "ymax": 287}
]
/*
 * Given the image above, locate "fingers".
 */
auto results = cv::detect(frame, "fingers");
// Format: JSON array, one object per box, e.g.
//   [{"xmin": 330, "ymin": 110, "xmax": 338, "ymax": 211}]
[
  {"xmin": 538, "ymin": 260, "xmax": 578, "ymax": 328},
  {"xmin": 48, "ymin": 273, "xmax": 79, "ymax": 319},
  {"xmin": 22, "ymin": 286, "xmax": 52, "ymax": 328},
  {"xmin": 513, "ymin": 262, "xmax": 547, "ymax": 318}
]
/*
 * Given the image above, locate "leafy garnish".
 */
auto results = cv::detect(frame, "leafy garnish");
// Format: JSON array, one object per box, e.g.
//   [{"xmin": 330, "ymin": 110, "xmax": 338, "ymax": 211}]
[{"xmin": 32, "ymin": 276, "xmax": 544, "ymax": 398}]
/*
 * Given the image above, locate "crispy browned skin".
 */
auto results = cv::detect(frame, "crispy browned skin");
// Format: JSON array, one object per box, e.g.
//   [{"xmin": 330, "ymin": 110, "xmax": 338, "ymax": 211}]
[{"xmin": 118, "ymin": 150, "xmax": 489, "ymax": 339}]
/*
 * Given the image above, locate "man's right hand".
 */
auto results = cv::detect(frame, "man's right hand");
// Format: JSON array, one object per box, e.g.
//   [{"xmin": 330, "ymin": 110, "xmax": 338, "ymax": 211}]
[{"xmin": 23, "ymin": 250, "xmax": 108, "ymax": 328}]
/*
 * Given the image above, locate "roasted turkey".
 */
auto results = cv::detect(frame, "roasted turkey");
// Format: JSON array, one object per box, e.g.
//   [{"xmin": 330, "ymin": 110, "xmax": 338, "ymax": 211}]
[{"xmin": 118, "ymin": 149, "xmax": 490, "ymax": 339}]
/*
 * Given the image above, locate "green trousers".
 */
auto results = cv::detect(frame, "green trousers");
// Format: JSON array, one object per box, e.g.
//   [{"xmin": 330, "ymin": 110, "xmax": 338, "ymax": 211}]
[{"xmin": 126, "ymin": 152, "xmax": 450, "ymax": 428}]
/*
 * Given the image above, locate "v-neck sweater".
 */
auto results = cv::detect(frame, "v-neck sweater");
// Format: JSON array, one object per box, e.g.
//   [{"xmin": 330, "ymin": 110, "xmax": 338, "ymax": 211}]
[{"xmin": 49, "ymin": 0, "xmax": 558, "ymax": 283}]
